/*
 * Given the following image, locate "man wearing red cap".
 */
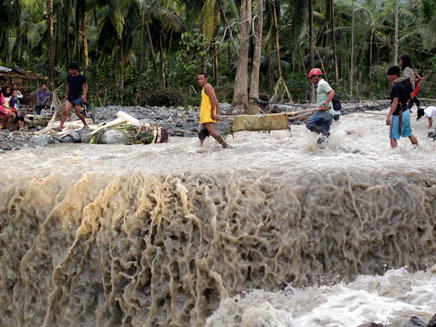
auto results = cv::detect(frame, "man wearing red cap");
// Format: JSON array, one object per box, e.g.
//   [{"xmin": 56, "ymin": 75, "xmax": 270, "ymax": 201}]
[{"xmin": 307, "ymin": 68, "xmax": 336, "ymax": 144}]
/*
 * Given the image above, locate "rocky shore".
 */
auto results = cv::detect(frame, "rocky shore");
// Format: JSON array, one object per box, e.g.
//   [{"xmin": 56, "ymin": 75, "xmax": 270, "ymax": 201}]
[{"xmin": 0, "ymin": 100, "xmax": 390, "ymax": 152}]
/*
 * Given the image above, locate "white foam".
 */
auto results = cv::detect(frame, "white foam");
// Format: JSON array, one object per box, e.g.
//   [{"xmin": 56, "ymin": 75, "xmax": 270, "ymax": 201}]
[{"xmin": 206, "ymin": 267, "xmax": 436, "ymax": 327}]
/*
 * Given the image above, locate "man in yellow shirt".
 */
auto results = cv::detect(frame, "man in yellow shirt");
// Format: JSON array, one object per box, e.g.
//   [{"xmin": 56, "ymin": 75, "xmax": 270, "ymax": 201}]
[{"xmin": 197, "ymin": 73, "xmax": 228, "ymax": 148}]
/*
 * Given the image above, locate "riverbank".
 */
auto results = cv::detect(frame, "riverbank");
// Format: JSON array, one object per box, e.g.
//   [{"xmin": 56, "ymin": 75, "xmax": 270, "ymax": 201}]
[{"xmin": 0, "ymin": 100, "xmax": 392, "ymax": 152}]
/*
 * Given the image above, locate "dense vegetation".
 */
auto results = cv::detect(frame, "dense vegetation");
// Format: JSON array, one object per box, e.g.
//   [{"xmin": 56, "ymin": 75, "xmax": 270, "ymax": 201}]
[{"xmin": 1, "ymin": 0, "xmax": 436, "ymax": 108}]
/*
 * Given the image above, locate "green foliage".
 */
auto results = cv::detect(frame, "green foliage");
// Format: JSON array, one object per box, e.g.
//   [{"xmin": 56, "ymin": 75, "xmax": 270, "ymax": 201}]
[{"xmin": 169, "ymin": 32, "xmax": 209, "ymax": 86}]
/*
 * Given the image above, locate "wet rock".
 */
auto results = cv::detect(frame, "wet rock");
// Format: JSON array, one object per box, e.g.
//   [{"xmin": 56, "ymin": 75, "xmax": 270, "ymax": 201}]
[
  {"xmin": 101, "ymin": 129, "xmax": 127, "ymax": 144},
  {"xmin": 29, "ymin": 135, "xmax": 50, "ymax": 147},
  {"xmin": 1, "ymin": 143, "xmax": 13, "ymax": 151},
  {"xmin": 428, "ymin": 313, "xmax": 436, "ymax": 327},
  {"xmin": 61, "ymin": 136, "xmax": 73, "ymax": 143},
  {"xmin": 48, "ymin": 138, "xmax": 61, "ymax": 145},
  {"xmin": 69, "ymin": 131, "xmax": 81, "ymax": 143},
  {"xmin": 78, "ymin": 127, "xmax": 91, "ymax": 143},
  {"xmin": 407, "ymin": 316, "xmax": 427, "ymax": 327},
  {"xmin": 385, "ymin": 317, "xmax": 427, "ymax": 327}
]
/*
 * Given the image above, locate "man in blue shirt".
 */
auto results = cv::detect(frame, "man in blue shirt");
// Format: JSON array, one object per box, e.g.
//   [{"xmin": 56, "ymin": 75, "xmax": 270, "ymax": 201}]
[{"xmin": 56, "ymin": 62, "xmax": 88, "ymax": 131}]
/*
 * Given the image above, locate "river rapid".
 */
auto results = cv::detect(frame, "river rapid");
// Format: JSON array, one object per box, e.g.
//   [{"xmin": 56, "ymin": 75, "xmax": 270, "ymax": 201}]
[{"xmin": 0, "ymin": 109, "xmax": 435, "ymax": 327}]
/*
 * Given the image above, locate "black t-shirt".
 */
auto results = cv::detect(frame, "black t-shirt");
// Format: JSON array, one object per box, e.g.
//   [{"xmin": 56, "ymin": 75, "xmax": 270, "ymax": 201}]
[
  {"xmin": 390, "ymin": 81, "xmax": 412, "ymax": 115},
  {"xmin": 67, "ymin": 74, "xmax": 86, "ymax": 100}
]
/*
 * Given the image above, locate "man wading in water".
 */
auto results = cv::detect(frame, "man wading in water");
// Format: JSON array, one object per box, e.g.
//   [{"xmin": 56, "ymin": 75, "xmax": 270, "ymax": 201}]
[
  {"xmin": 197, "ymin": 73, "xmax": 228, "ymax": 148},
  {"xmin": 386, "ymin": 66, "xmax": 418, "ymax": 148},
  {"xmin": 306, "ymin": 68, "xmax": 335, "ymax": 144},
  {"xmin": 55, "ymin": 62, "xmax": 88, "ymax": 132}
]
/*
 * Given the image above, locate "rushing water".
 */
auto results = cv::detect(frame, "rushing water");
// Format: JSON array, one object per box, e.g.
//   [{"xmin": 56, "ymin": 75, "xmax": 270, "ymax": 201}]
[{"xmin": 0, "ymin": 110, "xmax": 435, "ymax": 327}]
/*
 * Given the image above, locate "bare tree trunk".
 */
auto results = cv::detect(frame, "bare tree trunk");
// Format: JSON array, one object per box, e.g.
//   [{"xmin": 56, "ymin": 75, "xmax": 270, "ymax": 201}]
[
  {"xmin": 231, "ymin": 0, "xmax": 252, "ymax": 113},
  {"xmin": 227, "ymin": 42, "xmax": 231, "ymax": 74},
  {"xmin": 331, "ymin": 0, "xmax": 339, "ymax": 85},
  {"xmin": 249, "ymin": 0, "xmax": 263, "ymax": 115},
  {"xmin": 64, "ymin": 0, "xmax": 70, "ymax": 71},
  {"xmin": 213, "ymin": 37, "xmax": 219, "ymax": 85},
  {"xmin": 309, "ymin": 0, "xmax": 315, "ymax": 103},
  {"xmin": 145, "ymin": 23, "xmax": 162, "ymax": 88},
  {"xmin": 200, "ymin": 15, "xmax": 207, "ymax": 73},
  {"xmin": 79, "ymin": 0, "xmax": 89, "ymax": 76},
  {"xmin": 369, "ymin": 29, "xmax": 374, "ymax": 81},
  {"xmin": 350, "ymin": 0, "xmax": 355, "ymax": 100},
  {"xmin": 393, "ymin": 0, "xmax": 399, "ymax": 65},
  {"xmin": 47, "ymin": 0, "xmax": 55, "ymax": 91},
  {"xmin": 159, "ymin": 30, "xmax": 167, "ymax": 87},
  {"xmin": 119, "ymin": 38, "xmax": 125, "ymax": 90}
]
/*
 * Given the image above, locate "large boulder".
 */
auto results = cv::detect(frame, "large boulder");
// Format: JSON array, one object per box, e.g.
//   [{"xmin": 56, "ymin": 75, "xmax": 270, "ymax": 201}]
[
  {"xmin": 69, "ymin": 131, "xmax": 81, "ymax": 143},
  {"xmin": 78, "ymin": 127, "xmax": 91, "ymax": 143},
  {"xmin": 29, "ymin": 135, "xmax": 50, "ymax": 147},
  {"xmin": 100, "ymin": 129, "xmax": 128, "ymax": 144}
]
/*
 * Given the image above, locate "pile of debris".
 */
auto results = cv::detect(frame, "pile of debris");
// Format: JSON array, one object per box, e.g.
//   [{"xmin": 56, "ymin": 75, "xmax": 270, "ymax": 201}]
[{"xmin": 38, "ymin": 111, "xmax": 168, "ymax": 145}]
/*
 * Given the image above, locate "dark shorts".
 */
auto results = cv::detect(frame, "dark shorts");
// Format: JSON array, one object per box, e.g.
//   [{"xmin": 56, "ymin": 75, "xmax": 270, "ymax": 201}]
[
  {"xmin": 14, "ymin": 114, "xmax": 24, "ymax": 123},
  {"xmin": 67, "ymin": 97, "xmax": 83, "ymax": 106},
  {"xmin": 198, "ymin": 124, "xmax": 210, "ymax": 140}
]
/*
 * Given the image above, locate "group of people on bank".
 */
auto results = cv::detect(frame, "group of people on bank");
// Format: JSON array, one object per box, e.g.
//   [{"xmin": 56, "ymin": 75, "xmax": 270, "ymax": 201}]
[
  {"xmin": 0, "ymin": 62, "xmax": 88, "ymax": 132},
  {"xmin": 0, "ymin": 82, "xmax": 51, "ymax": 131},
  {"xmin": 198, "ymin": 53, "xmax": 433, "ymax": 149}
]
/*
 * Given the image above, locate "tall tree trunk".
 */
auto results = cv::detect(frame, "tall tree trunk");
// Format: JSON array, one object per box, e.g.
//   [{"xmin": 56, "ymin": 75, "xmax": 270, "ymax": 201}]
[
  {"xmin": 213, "ymin": 37, "xmax": 219, "ymax": 85},
  {"xmin": 145, "ymin": 23, "xmax": 162, "ymax": 88},
  {"xmin": 119, "ymin": 38, "xmax": 125, "ymax": 90},
  {"xmin": 273, "ymin": 1, "xmax": 282, "ymax": 80},
  {"xmin": 227, "ymin": 42, "xmax": 231, "ymax": 74},
  {"xmin": 369, "ymin": 29, "xmax": 374, "ymax": 81},
  {"xmin": 231, "ymin": 0, "xmax": 252, "ymax": 112},
  {"xmin": 159, "ymin": 30, "xmax": 167, "ymax": 87},
  {"xmin": 331, "ymin": 0, "xmax": 339, "ymax": 85},
  {"xmin": 64, "ymin": 0, "xmax": 70, "ymax": 71},
  {"xmin": 200, "ymin": 16, "xmax": 207, "ymax": 73},
  {"xmin": 309, "ymin": 0, "xmax": 315, "ymax": 103},
  {"xmin": 393, "ymin": 0, "xmax": 399, "ymax": 64},
  {"xmin": 249, "ymin": 0, "xmax": 263, "ymax": 115},
  {"xmin": 47, "ymin": 0, "xmax": 55, "ymax": 91},
  {"xmin": 350, "ymin": 0, "xmax": 355, "ymax": 100},
  {"xmin": 79, "ymin": 0, "xmax": 89, "ymax": 76}
]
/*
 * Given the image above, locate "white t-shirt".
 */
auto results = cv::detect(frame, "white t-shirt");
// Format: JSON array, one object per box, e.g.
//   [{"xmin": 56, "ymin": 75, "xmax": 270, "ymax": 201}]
[{"xmin": 424, "ymin": 106, "xmax": 436, "ymax": 118}]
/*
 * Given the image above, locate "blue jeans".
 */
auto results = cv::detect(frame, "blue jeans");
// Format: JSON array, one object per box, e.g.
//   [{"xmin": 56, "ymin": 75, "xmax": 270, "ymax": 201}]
[{"xmin": 306, "ymin": 111, "xmax": 333, "ymax": 135}]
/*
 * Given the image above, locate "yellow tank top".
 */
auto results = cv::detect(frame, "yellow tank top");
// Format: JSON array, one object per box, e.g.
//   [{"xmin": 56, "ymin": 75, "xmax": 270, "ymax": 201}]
[{"xmin": 199, "ymin": 85, "xmax": 216, "ymax": 124}]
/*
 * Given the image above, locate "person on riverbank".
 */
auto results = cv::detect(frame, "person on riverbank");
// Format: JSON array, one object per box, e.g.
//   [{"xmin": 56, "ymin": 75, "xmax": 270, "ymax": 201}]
[
  {"xmin": 35, "ymin": 83, "xmax": 50, "ymax": 115},
  {"xmin": 10, "ymin": 89, "xmax": 25, "ymax": 131},
  {"xmin": 12, "ymin": 83, "xmax": 23, "ymax": 106},
  {"xmin": 306, "ymin": 68, "xmax": 335, "ymax": 144},
  {"xmin": 0, "ymin": 86, "xmax": 15, "ymax": 130},
  {"xmin": 56, "ymin": 62, "xmax": 88, "ymax": 132},
  {"xmin": 386, "ymin": 66, "xmax": 418, "ymax": 148},
  {"xmin": 197, "ymin": 72, "xmax": 228, "ymax": 148}
]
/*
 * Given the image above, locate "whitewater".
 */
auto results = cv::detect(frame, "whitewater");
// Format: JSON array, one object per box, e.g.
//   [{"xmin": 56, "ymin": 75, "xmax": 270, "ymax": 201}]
[{"xmin": 0, "ymin": 109, "xmax": 435, "ymax": 327}]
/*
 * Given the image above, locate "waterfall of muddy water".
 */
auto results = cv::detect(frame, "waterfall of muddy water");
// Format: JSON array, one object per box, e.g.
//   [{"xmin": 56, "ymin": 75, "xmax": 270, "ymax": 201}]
[{"xmin": 0, "ymin": 110, "xmax": 435, "ymax": 327}]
